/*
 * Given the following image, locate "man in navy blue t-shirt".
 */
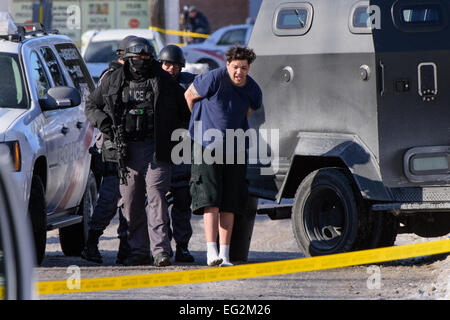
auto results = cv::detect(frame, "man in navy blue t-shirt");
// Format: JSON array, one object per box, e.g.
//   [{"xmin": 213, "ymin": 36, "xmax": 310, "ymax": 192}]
[{"xmin": 185, "ymin": 46, "xmax": 262, "ymax": 266}]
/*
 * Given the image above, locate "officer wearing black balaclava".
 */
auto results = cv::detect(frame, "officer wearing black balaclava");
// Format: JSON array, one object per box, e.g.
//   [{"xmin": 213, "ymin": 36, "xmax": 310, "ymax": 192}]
[
  {"xmin": 81, "ymin": 35, "xmax": 137, "ymax": 266},
  {"xmin": 85, "ymin": 37, "xmax": 190, "ymax": 267}
]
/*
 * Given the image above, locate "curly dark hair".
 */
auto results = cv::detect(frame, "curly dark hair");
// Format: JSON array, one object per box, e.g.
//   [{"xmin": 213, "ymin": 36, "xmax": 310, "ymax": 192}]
[{"xmin": 225, "ymin": 46, "xmax": 256, "ymax": 64}]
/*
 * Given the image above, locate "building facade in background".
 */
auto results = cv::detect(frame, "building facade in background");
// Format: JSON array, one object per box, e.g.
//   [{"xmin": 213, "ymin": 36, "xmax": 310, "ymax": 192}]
[
  {"xmin": 10, "ymin": 0, "xmax": 261, "ymax": 47},
  {"xmin": 179, "ymin": 0, "xmax": 256, "ymax": 32},
  {"xmin": 12, "ymin": 0, "xmax": 150, "ymax": 46}
]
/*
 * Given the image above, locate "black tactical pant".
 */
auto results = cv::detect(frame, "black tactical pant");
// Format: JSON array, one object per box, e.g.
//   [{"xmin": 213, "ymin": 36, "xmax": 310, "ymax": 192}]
[
  {"xmin": 120, "ymin": 140, "xmax": 171, "ymax": 257},
  {"xmin": 168, "ymin": 163, "xmax": 193, "ymax": 246},
  {"xmin": 88, "ymin": 168, "xmax": 127, "ymax": 238}
]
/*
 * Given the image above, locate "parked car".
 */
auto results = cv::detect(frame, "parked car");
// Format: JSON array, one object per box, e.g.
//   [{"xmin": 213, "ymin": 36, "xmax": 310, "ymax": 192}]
[
  {"xmin": 0, "ymin": 13, "xmax": 97, "ymax": 265},
  {"xmin": 82, "ymin": 28, "xmax": 164, "ymax": 84},
  {"xmin": 0, "ymin": 145, "xmax": 35, "ymax": 300},
  {"xmin": 182, "ymin": 24, "xmax": 254, "ymax": 70}
]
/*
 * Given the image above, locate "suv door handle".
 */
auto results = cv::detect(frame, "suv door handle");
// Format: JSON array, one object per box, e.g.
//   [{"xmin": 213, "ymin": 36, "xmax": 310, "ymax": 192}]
[
  {"xmin": 76, "ymin": 121, "xmax": 83, "ymax": 129},
  {"xmin": 61, "ymin": 126, "xmax": 69, "ymax": 135}
]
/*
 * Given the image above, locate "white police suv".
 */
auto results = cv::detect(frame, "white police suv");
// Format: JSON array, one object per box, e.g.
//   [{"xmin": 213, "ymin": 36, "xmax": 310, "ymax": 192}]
[{"xmin": 0, "ymin": 13, "xmax": 97, "ymax": 265}]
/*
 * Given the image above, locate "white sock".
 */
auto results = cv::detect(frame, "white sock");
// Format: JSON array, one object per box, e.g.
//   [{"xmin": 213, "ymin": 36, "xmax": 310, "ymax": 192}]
[
  {"xmin": 219, "ymin": 244, "xmax": 233, "ymax": 267},
  {"xmin": 206, "ymin": 242, "xmax": 222, "ymax": 266}
]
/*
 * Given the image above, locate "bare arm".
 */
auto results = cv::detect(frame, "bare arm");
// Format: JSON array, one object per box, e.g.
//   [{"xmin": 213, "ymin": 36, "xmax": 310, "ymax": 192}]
[{"xmin": 184, "ymin": 83, "xmax": 202, "ymax": 113}]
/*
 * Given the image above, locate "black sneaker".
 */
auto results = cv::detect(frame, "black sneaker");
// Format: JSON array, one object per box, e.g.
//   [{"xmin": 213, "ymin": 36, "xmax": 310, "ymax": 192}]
[
  {"xmin": 81, "ymin": 245, "xmax": 103, "ymax": 264},
  {"xmin": 116, "ymin": 252, "xmax": 129, "ymax": 265},
  {"xmin": 175, "ymin": 246, "xmax": 195, "ymax": 263},
  {"xmin": 154, "ymin": 252, "xmax": 172, "ymax": 267},
  {"xmin": 123, "ymin": 254, "xmax": 152, "ymax": 266},
  {"xmin": 116, "ymin": 238, "xmax": 131, "ymax": 265}
]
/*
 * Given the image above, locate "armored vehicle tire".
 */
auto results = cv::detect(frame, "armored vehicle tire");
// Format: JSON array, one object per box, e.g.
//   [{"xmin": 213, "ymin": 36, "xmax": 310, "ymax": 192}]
[
  {"xmin": 59, "ymin": 171, "xmax": 97, "ymax": 256},
  {"xmin": 365, "ymin": 212, "xmax": 398, "ymax": 249},
  {"xmin": 292, "ymin": 168, "xmax": 367, "ymax": 257},
  {"xmin": 28, "ymin": 175, "xmax": 47, "ymax": 266}
]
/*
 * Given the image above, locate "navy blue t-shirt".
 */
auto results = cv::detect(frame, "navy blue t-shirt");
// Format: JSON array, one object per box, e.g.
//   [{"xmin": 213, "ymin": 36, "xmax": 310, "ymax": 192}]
[{"xmin": 188, "ymin": 67, "xmax": 262, "ymax": 149}]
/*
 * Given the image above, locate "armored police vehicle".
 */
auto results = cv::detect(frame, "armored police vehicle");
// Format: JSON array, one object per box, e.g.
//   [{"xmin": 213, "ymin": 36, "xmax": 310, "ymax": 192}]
[
  {"xmin": 0, "ymin": 14, "xmax": 97, "ymax": 265},
  {"xmin": 247, "ymin": 0, "xmax": 450, "ymax": 256}
]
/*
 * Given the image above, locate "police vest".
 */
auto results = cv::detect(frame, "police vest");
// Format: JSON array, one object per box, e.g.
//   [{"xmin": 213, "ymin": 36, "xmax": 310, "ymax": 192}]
[{"xmin": 121, "ymin": 78, "xmax": 155, "ymax": 141}]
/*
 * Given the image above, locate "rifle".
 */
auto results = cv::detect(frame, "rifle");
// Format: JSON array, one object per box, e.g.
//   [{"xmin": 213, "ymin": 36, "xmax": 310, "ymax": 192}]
[{"xmin": 103, "ymin": 94, "xmax": 129, "ymax": 185}]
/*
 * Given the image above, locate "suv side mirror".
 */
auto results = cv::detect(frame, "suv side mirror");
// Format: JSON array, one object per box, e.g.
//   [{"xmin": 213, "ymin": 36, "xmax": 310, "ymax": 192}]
[{"xmin": 39, "ymin": 86, "xmax": 81, "ymax": 110}]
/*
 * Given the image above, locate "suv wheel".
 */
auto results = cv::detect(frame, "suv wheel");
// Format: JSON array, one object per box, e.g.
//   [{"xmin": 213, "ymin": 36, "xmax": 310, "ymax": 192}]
[
  {"xmin": 59, "ymin": 171, "xmax": 97, "ymax": 256},
  {"xmin": 29, "ymin": 175, "xmax": 46, "ymax": 265},
  {"xmin": 291, "ymin": 168, "xmax": 367, "ymax": 257}
]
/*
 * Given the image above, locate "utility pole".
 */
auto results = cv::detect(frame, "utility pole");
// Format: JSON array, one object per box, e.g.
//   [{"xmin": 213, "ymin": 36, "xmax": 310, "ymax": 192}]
[
  {"xmin": 32, "ymin": 0, "xmax": 52, "ymax": 30},
  {"xmin": 148, "ymin": 0, "xmax": 165, "ymax": 43}
]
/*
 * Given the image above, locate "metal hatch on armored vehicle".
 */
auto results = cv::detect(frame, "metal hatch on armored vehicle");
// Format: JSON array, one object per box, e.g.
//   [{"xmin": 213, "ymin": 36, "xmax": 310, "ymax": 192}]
[{"xmin": 246, "ymin": 0, "xmax": 450, "ymax": 257}]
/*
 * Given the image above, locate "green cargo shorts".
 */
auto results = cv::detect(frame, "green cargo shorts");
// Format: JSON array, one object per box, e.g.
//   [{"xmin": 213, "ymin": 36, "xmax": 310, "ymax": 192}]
[{"xmin": 189, "ymin": 143, "xmax": 248, "ymax": 215}]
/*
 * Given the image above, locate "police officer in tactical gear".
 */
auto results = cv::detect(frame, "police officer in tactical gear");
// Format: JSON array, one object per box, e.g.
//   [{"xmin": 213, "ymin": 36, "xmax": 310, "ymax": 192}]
[
  {"xmin": 85, "ymin": 37, "xmax": 189, "ymax": 267},
  {"xmin": 82, "ymin": 35, "xmax": 137, "ymax": 265},
  {"xmin": 159, "ymin": 44, "xmax": 196, "ymax": 262},
  {"xmin": 183, "ymin": 6, "xmax": 210, "ymax": 43}
]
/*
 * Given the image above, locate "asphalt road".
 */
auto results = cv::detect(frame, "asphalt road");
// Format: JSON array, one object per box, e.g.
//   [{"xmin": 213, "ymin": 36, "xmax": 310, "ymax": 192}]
[{"xmin": 35, "ymin": 212, "xmax": 450, "ymax": 301}]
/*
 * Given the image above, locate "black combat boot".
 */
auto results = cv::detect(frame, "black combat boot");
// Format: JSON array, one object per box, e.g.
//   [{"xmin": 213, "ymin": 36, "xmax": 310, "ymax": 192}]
[
  {"xmin": 81, "ymin": 229, "xmax": 103, "ymax": 264},
  {"xmin": 175, "ymin": 243, "xmax": 195, "ymax": 262},
  {"xmin": 116, "ymin": 236, "xmax": 131, "ymax": 265},
  {"xmin": 123, "ymin": 254, "xmax": 152, "ymax": 266}
]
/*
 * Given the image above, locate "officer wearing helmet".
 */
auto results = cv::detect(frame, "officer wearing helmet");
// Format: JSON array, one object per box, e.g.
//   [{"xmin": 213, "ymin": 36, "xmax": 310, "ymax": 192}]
[
  {"xmin": 81, "ymin": 35, "xmax": 137, "ymax": 265},
  {"xmin": 159, "ymin": 45, "xmax": 195, "ymax": 90},
  {"xmin": 85, "ymin": 37, "xmax": 190, "ymax": 266},
  {"xmin": 159, "ymin": 45, "xmax": 196, "ymax": 262}
]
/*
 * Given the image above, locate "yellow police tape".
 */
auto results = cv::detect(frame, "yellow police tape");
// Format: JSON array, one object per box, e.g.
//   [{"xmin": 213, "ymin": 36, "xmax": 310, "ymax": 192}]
[
  {"xmin": 149, "ymin": 26, "xmax": 210, "ymax": 39},
  {"xmin": 36, "ymin": 238, "xmax": 450, "ymax": 296}
]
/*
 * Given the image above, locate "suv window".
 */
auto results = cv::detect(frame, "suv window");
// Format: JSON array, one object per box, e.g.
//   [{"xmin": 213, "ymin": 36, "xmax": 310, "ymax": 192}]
[
  {"xmin": 84, "ymin": 39, "xmax": 159, "ymax": 63},
  {"xmin": 30, "ymin": 51, "xmax": 51, "ymax": 99},
  {"xmin": 40, "ymin": 47, "xmax": 66, "ymax": 87},
  {"xmin": 0, "ymin": 53, "xmax": 27, "ymax": 109},
  {"xmin": 54, "ymin": 43, "xmax": 94, "ymax": 100},
  {"xmin": 83, "ymin": 40, "xmax": 117, "ymax": 63},
  {"xmin": 217, "ymin": 28, "xmax": 247, "ymax": 45}
]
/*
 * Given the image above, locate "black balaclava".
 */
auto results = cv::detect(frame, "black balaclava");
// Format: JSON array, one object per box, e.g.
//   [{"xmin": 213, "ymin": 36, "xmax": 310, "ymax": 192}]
[{"xmin": 128, "ymin": 57, "xmax": 153, "ymax": 79}]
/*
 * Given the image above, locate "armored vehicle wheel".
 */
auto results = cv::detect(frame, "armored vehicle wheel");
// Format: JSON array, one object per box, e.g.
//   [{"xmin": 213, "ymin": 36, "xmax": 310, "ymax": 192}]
[
  {"xmin": 364, "ymin": 213, "xmax": 398, "ymax": 249},
  {"xmin": 28, "ymin": 175, "xmax": 46, "ymax": 265},
  {"xmin": 59, "ymin": 171, "xmax": 97, "ymax": 256},
  {"xmin": 292, "ymin": 168, "xmax": 367, "ymax": 257}
]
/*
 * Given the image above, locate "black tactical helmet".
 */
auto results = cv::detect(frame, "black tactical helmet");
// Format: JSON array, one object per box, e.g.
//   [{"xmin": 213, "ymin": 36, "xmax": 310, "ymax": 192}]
[
  {"xmin": 116, "ymin": 35, "xmax": 136, "ymax": 57},
  {"xmin": 123, "ymin": 37, "xmax": 156, "ymax": 60},
  {"xmin": 158, "ymin": 45, "xmax": 186, "ymax": 68}
]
